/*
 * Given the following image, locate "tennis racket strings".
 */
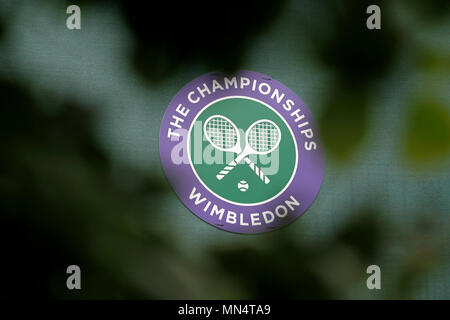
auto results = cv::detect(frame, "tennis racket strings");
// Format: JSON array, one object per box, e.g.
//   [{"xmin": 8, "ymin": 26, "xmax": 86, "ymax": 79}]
[
  {"xmin": 248, "ymin": 121, "xmax": 280, "ymax": 153},
  {"xmin": 204, "ymin": 117, "xmax": 237, "ymax": 150}
]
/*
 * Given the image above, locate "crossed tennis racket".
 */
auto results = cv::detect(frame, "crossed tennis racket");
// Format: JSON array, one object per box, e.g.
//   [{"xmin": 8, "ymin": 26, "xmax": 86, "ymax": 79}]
[{"xmin": 203, "ymin": 115, "xmax": 281, "ymax": 184}]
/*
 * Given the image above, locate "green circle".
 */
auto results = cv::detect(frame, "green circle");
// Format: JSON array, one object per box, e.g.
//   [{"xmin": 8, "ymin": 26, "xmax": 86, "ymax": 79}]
[{"xmin": 189, "ymin": 97, "xmax": 297, "ymax": 204}]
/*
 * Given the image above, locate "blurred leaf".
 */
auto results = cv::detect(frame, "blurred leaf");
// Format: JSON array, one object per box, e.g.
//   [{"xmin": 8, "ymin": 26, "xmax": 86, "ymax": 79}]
[
  {"xmin": 315, "ymin": 0, "xmax": 398, "ymax": 85},
  {"xmin": 403, "ymin": 100, "xmax": 450, "ymax": 166},
  {"xmin": 319, "ymin": 88, "xmax": 369, "ymax": 163},
  {"xmin": 210, "ymin": 236, "xmax": 332, "ymax": 299},
  {"xmin": 417, "ymin": 51, "xmax": 450, "ymax": 73},
  {"xmin": 403, "ymin": 0, "xmax": 450, "ymax": 21},
  {"xmin": 391, "ymin": 216, "xmax": 439, "ymax": 299},
  {"xmin": 335, "ymin": 208, "xmax": 383, "ymax": 264},
  {"xmin": 119, "ymin": 1, "xmax": 286, "ymax": 82},
  {"xmin": 0, "ymin": 19, "xmax": 4, "ymax": 41}
]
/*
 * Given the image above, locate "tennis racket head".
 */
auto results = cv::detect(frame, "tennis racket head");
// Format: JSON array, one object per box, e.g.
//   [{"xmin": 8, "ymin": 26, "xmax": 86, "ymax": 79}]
[
  {"xmin": 246, "ymin": 119, "xmax": 281, "ymax": 155},
  {"xmin": 203, "ymin": 115, "xmax": 240, "ymax": 152}
]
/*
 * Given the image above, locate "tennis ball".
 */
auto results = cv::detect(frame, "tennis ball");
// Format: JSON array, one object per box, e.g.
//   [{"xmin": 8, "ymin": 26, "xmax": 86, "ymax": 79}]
[{"xmin": 237, "ymin": 180, "xmax": 249, "ymax": 192}]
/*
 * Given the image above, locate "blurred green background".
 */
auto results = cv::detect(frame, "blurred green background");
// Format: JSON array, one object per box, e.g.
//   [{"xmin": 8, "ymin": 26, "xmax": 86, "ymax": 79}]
[{"xmin": 0, "ymin": 0, "xmax": 449, "ymax": 299}]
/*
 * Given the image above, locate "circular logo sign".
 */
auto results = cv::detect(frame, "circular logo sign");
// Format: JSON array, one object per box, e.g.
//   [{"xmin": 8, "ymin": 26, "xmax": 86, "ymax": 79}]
[{"xmin": 159, "ymin": 70, "xmax": 325, "ymax": 234}]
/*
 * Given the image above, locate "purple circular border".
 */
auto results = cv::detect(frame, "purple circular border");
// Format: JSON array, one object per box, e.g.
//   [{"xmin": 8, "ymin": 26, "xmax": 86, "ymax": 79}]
[{"xmin": 159, "ymin": 70, "xmax": 325, "ymax": 234}]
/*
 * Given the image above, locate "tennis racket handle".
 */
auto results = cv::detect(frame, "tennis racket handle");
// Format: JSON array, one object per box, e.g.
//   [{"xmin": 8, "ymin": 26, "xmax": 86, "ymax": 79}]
[
  {"xmin": 216, "ymin": 152, "xmax": 247, "ymax": 180},
  {"xmin": 244, "ymin": 158, "xmax": 270, "ymax": 184},
  {"xmin": 216, "ymin": 159, "xmax": 237, "ymax": 180},
  {"xmin": 216, "ymin": 158, "xmax": 270, "ymax": 184}
]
